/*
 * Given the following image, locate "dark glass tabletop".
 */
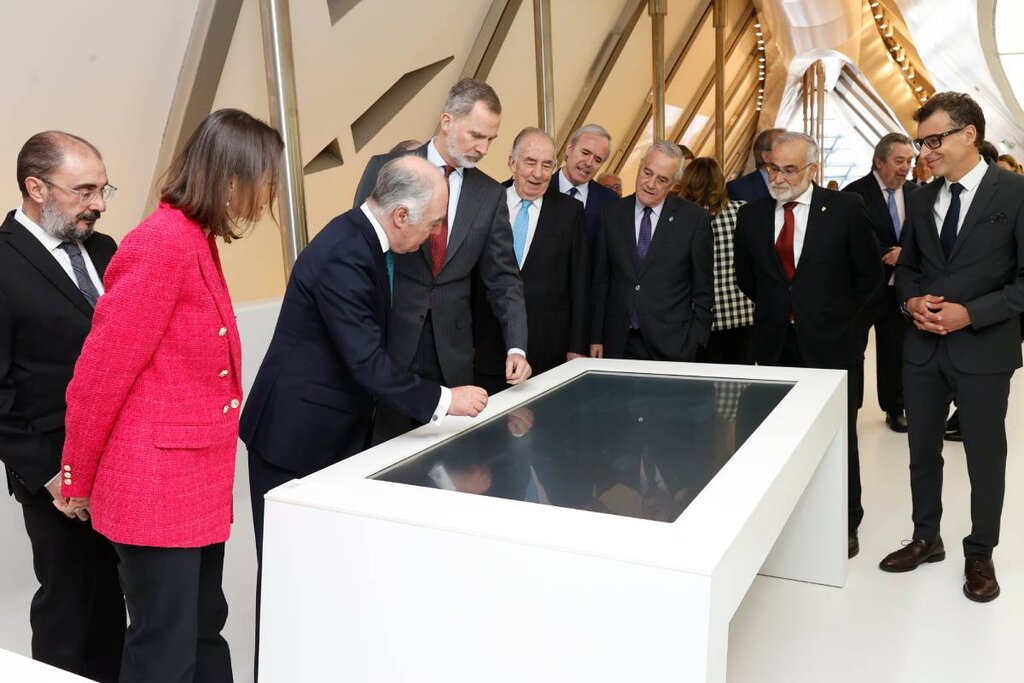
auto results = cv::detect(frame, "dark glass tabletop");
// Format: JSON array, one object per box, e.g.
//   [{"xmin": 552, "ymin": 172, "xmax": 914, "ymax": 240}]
[{"xmin": 371, "ymin": 371, "xmax": 793, "ymax": 522}]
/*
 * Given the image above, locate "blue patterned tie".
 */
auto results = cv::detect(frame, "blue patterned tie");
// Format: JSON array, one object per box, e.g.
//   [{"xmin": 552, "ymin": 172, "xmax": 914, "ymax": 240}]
[
  {"xmin": 940, "ymin": 182, "xmax": 964, "ymax": 259},
  {"xmin": 512, "ymin": 199, "xmax": 532, "ymax": 267},
  {"xmin": 637, "ymin": 206, "xmax": 653, "ymax": 259},
  {"xmin": 384, "ymin": 250, "xmax": 394, "ymax": 307},
  {"xmin": 885, "ymin": 188, "xmax": 901, "ymax": 240},
  {"xmin": 58, "ymin": 242, "xmax": 99, "ymax": 308},
  {"xmin": 567, "ymin": 187, "xmax": 581, "ymax": 202}
]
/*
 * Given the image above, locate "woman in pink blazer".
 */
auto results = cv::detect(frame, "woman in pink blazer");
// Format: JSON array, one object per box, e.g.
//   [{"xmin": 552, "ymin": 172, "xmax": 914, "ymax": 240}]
[{"xmin": 59, "ymin": 109, "xmax": 282, "ymax": 683}]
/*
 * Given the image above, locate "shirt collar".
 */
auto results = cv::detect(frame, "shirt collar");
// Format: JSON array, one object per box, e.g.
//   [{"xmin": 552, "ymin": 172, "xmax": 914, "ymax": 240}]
[
  {"xmin": 635, "ymin": 197, "xmax": 665, "ymax": 219},
  {"xmin": 359, "ymin": 202, "xmax": 390, "ymax": 253},
  {"xmin": 427, "ymin": 138, "xmax": 464, "ymax": 177},
  {"xmin": 872, "ymin": 171, "xmax": 899, "ymax": 195},
  {"xmin": 946, "ymin": 156, "xmax": 987, "ymax": 194},
  {"xmin": 780, "ymin": 182, "xmax": 815, "ymax": 209},
  {"xmin": 557, "ymin": 168, "xmax": 585, "ymax": 194},
  {"xmin": 14, "ymin": 206, "xmax": 65, "ymax": 253},
  {"xmin": 506, "ymin": 185, "xmax": 543, "ymax": 210}
]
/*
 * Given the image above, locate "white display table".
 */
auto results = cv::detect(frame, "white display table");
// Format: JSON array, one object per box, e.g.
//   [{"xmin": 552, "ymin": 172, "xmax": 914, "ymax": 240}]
[
  {"xmin": 260, "ymin": 359, "xmax": 848, "ymax": 682},
  {"xmin": 0, "ymin": 648, "xmax": 92, "ymax": 681}
]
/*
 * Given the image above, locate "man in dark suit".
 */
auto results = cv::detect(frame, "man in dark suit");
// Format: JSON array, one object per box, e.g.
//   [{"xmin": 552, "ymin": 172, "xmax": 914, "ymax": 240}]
[
  {"xmin": 550, "ymin": 124, "xmax": 620, "ymax": 243},
  {"xmin": 0, "ymin": 132, "xmax": 123, "ymax": 681},
  {"xmin": 843, "ymin": 133, "xmax": 918, "ymax": 432},
  {"xmin": 353, "ymin": 79, "xmax": 530, "ymax": 441},
  {"xmin": 473, "ymin": 128, "xmax": 589, "ymax": 393},
  {"xmin": 726, "ymin": 128, "xmax": 786, "ymax": 202},
  {"xmin": 733, "ymin": 131, "xmax": 882, "ymax": 558},
  {"xmin": 879, "ymin": 92, "xmax": 1024, "ymax": 603},
  {"xmin": 590, "ymin": 141, "xmax": 714, "ymax": 362}
]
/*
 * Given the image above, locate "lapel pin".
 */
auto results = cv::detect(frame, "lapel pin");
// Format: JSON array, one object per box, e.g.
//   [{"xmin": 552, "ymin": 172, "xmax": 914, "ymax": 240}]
[
  {"xmin": 820, "ymin": 206, "xmax": 827, "ymax": 212},
  {"xmin": 668, "ymin": 216, "xmax": 674, "ymax": 222}
]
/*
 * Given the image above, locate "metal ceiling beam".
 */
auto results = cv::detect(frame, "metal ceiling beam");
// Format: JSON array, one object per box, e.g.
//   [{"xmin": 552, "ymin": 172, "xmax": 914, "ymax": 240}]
[{"xmin": 460, "ymin": 0, "xmax": 524, "ymax": 82}]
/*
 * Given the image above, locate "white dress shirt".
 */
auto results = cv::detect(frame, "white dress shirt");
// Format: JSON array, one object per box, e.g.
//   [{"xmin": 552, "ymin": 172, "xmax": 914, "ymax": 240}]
[
  {"xmin": 873, "ymin": 171, "xmax": 906, "ymax": 228},
  {"xmin": 634, "ymin": 198, "xmax": 665, "ymax": 243},
  {"xmin": 557, "ymin": 169, "xmax": 589, "ymax": 206},
  {"xmin": 933, "ymin": 156, "xmax": 988, "ymax": 237},
  {"xmin": 14, "ymin": 207, "xmax": 105, "ymax": 295},
  {"xmin": 360, "ymin": 203, "xmax": 450, "ymax": 423},
  {"xmin": 505, "ymin": 187, "xmax": 543, "ymax": 266},
  {"xmin": 773, "ymin": 182, "xmax": 815, "ymax": 265},
  {"xmin": 426, "ymin": 139, "xmax": 463, "ymax": 245}
]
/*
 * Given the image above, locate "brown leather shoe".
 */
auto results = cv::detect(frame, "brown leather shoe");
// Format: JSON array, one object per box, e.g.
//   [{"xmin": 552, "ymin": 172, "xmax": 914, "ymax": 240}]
[
  {"xmin": 964, "ymin": 559, "xmax": 1000, "ymax": 602},
  {"xmin": 879, "ymin": 537, "xmax": 945, "ymax": 572}
]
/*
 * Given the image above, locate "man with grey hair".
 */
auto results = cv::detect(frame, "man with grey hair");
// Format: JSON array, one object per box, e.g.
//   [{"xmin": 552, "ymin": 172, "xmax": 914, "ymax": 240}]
[
  {"xmin": 843, "ymin": 132, "xmax": 918, "ymax": 433},
  {"xmin": 727, "ymin": 127, "xmax": 786, "ymax": 202},
  {"xmin": 590, "ymin": 140, "xmax": 713, "ymax": 361},
  {"xmin": 354, "ymin": 78, "xmax": 529, "ymax": 442},
  {"xmin": 551, "ymin": 123, "xmax": 619, "ymax": 241},
  {"xmin": 734, "ymin": 131, "xmax": 882, "ymax": 558}
]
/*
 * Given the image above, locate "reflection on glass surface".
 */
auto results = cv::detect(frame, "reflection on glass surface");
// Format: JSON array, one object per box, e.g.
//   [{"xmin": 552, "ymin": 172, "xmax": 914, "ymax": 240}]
[{"xmin": 371, "ymin": 372, "xmax": 793, "ymax": 523}]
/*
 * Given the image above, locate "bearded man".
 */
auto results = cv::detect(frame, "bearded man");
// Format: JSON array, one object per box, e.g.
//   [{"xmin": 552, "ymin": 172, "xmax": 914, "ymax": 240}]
[
  {"xmin": 733, "ymin": 131, "xmax": 882, "ymax": 559},
  {"xmin": 0, "ymin": 131, "xmax": 123, "ymax": 681}
]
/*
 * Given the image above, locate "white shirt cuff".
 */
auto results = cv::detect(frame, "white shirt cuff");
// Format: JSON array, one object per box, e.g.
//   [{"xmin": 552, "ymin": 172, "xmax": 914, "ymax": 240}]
[
  {"xmin": 507, "ymin": 348, "xmax": 526, "ymax": 358},
  {"xmin": 432, "ymin": 386, "xmax": 452, "ymax": 424},
  {"xmin": 46, "ymin": 471, "xmax": 61, "ymax": 490}
]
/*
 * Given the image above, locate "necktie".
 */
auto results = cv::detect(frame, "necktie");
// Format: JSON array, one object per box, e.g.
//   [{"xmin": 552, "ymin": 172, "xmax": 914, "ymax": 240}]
[
  {"xmin": 637, "ymin": 206, "xmax": 653, "ymax": 259},
  {"xmin": 885, "ymin": 188, "xmax": 901, "ymax": 240},
  {"xmin": 775, "ymin": 201, "xmax": 797, "ymax": 281},
  {"xmin": 512, "ymin": 199, "xmax": 532, "ymax": 267},
  {"xmin": 567, "ymin": 187, "xmax": 581, "ymax": 202},
  {"xmin": 430, "ymin": 164, "xmax": 456, "ymax": 277},
  {"xmin": 58, "ymin": 242, "xmax": 100, "ymax": 308},
  {"xmin": 385, "ymin": 250, "xmax": 394, "ymax": 307},
  {"xmin": 940, "ymin": 182, "xmax": 964, "ymax": 259}
]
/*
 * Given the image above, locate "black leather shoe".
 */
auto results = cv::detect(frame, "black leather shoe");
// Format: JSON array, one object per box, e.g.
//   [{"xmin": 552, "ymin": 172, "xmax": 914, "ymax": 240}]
[
  {"xmin": 964, "ymin": 559, "xmax": 1000, "ymax": 602},
  {"xmin": 879, "ymin": 537, "xmax": 945, "ymax": 572},
  {"xmin": 885, "ymin": 412, "xmax": 908, "ymax": 433},
  {"xmin": 848, "ymin": 530, "xmax": 859, "ymax": 559}
]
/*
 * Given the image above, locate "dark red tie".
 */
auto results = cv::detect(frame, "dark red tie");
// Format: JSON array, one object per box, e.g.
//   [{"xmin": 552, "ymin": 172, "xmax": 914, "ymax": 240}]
[
  {"xmin": 775, "ymin": 201, "xmax": 797, "ymax": 282},
  {"xmin": 430, "ymin": 164, "xmax": 456, "ymax": 277}
]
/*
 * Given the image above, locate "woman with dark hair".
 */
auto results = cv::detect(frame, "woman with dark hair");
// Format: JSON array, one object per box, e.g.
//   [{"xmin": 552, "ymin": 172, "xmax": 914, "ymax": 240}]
[
  {"xmin": 678, "ymin": 157, "xmax": 754, "ymax": 364},
  {"xmin": 58, "ymin": 108, "xmax": 283, "ymax": 683}
]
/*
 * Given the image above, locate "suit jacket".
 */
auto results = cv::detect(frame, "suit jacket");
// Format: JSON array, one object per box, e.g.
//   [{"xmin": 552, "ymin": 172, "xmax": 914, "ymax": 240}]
[
  {"xmin": 726, "ymin": 168, "xmax": 771, "ymax": 203},
  {"xmin": 733, "ymin": 186, "xmax": 883, "ymax": 369},
  {"xmin": 842, "ymin": 173, "xmax": 918, "ymax": 283},
  {"xmin": 473, "ymin": 191, "xmax": 589, "ymax": 388},
  {"xmin": 591, "ymin": 194, "xmax": 714, "ymax": 361},
  {"xmin": 546, "ymin": 174, "xmax": 619, "ymax": 243},
  {"xmin": 0, "ymin": 211, "xmax": 116, "ymax": 498},
  {"xmin": 240, "ymin": 208, "xmax": 441, "ymax": 478},
  {"xmin": 61, "ymin": 204, "xmax": 242, "ymax": 548},
  {"xmin": 353, "ymin": 143, "xmax": 527, "ymax": 386},
  {"xmin": 895, "ymin": 164, "xmax": 1024, "ymax": 375}
]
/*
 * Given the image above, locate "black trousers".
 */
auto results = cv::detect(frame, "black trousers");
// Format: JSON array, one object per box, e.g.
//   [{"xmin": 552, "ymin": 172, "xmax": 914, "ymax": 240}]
[
  {"xmin": 904, "ymin": 340, "xmax": 1011, "ymax": 559},
  {"xmin": 697, "ymin": 325, "xmax": 754, "ymax": 364},
  {"xmin": 624, "ymin": 328, "xmax": 654, "ymax": 360},
  {"xmin": 15, "ymin": 482, "xmax": 125, "ymax": 682},
  {"xmin": 864, "ymin": 286, "xmax": 907, "ymax": 414},
  {"xmin": 114, "ymin": 542, "xmax": 232, "ymax": 683}
]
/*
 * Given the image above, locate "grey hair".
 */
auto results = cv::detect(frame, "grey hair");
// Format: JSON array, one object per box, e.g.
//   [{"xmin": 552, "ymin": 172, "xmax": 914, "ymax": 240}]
[
  {"xmin": 773, "ymin": 131, "xmax": 819, "ymax": 165},
  {"xmin": 752, "ymin": 127, "xmax": 786, "ymax": 168},
  {"xmin": 443, "ymin": 78, "xmax": 502, "ymax": 119},
  {"xmin": 510, "ymin": 127, "xmax": 555, "ymax": 159},
  {"xmin": 873, "ymin": 132, "xmax": 914, "ymax": 164},
  {"xmin": 369, "ymin": 156, "xmax": 438, "ymax": 223},
  {"xmin": 642, "ymin": 140, "xmax": 686, "ymax": 182},
  {"xmin": 568, "ymin": 123, "xmax": 612, "ymax": 148}
]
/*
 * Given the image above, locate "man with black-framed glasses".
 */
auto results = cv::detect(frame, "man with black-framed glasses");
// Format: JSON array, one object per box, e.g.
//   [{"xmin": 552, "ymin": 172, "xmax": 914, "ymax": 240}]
[
  {"xmin": 880, "ymin": 92, "xmax": 1024, "ymax": 603},
  {"xmin": 0, "ymin": 131, "xmax": 123, "ymax": 680}
]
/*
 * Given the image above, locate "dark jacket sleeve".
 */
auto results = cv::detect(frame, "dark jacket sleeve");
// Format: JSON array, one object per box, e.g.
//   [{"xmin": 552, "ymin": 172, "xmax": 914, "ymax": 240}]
[
  {"xmin": 689, "ymin": 207, "xmax": 715, "ymax": 350},
  {"xmin": 567, "ymin": 201, "xmax": 590, "ymax": 354},
  {"xmin": 590, "ymin": 206, "xmax": 613, "ymax": 345},
  {"xmin": 353, "ymin": 155, "xmax": 386, "ymax": 208},
  {"xmin": 847, "ymin": 194, "xmax": 885, "ymax": 309},
  {"xmin": 733, "ymin": 204, "xmax": 757, "ymax": 302},
  {"xmin": 478, "ymin": 194, "xmax": 528, "ymax": 353}
]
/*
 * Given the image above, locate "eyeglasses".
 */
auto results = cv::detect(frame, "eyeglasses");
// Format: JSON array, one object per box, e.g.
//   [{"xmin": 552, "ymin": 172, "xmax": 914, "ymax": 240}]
[
  {"xmin": 38, "ymin": 178, "xmax": 117, "ymax": 204},
  {"xmin": 913, "ymin": 127, "xmax": 965, "ymax": 151},
  {"xmin": 764, "ymin": 162, "xmax": 813, "ymax": 179}
]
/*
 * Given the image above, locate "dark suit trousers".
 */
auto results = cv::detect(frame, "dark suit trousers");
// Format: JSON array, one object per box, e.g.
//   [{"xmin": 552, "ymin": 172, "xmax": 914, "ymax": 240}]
[
  {"xmin": 904, "ymin": 340, "xmax": 1011, "ymax": 559},
  {"xmin": 697, "ymin": 326, "xmax": 753, "ymax": 364},
  {"xmin": 372, "ymin": 312, "xmax": 445, "ymax": 444},
  {"xmin": 867, "ymin": 286, "xmax": 906, "ymax": 413},
  {"xmin": 15, "ymin": 482, "xmax": 125, "ymax": 683},
  {"xmin": 114, "ymin": 542, "xmax": 232, "ymax": 683}
]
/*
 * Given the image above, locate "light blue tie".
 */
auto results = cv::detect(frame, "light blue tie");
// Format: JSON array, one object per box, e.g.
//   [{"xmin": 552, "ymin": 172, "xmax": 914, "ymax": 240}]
[
  {"xmin": 385, "ymin": 250, "xmax": 394, "ymax": 307},
  {"xmin": 512, "ymin": 199, "xmax": 532, "ymax": 267},
  {"xmin": 885, "ymin": 188, "xmax": 901, "ymax": 240}
]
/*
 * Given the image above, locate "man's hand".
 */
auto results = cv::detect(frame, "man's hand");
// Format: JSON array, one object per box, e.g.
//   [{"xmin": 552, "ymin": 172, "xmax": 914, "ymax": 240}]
[
  {"xmin": 882, "ymin": 246, "xmax": 901, "ymax": 267},
  {"xmin": 589, "ymin": 344, "xmax": 604, "ymax": 359},
  {"xmin": 566, "ymin": 351, "xmax": 586, "ymax": 361},
  {"xmin": 931, "ymin": 300, "xmax": 972, "ymax": 333},
  {"xmin": 907, "ymin": 294, "xmax": 961, "ymax": 335},
  {"xmin": 506, "ymin": 407, "xmax": 535, "ymax": 437},
  {"xmin": 449, "ymin": 385, "xmax": 488, "ymax": 417},
  {"xmin": 505, "ymin": 353, "xmax": 532, "ymax": 385},
  {"xmin": 50, "ymin": 485, "xmax": 91, "ymax": 521}
]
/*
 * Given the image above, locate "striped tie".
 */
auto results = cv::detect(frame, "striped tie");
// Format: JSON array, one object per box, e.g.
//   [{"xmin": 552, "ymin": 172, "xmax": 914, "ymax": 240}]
[{"xmin": 58, "ymin": 242, "xmax": 100, "ymax": 308}]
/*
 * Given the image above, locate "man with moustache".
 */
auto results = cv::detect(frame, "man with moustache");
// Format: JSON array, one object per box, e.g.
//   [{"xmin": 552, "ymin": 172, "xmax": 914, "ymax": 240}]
[
  {"xmin": 353, "ymin": 79, "xmax": 530, "ymax": 441},
  {"xmin": 727, "ymin": 127, "xmax": 786, "ymax": 202},
  {"xmin": 879, "ymin": 93, "xmax": 1024, "ymax": 603},
  {"xmin": 0, "ymin": 132, "xmax": 123, "ymax": 681},
  {"xmin": 473, "ymin": 128, "xmax": 589, "ymax": 393},
  {"xmin": 733, "ymin": 131, "xmax": 882, "ymax": 558},
  {"xmin": 551, "ymin": 124, "xmax": 620, "ymax": 242},
  {"xmin": 843, "ymin": 133, "xmax": 918, "ymax": 433},
  {"xmin": 590, "ymin": 141, "xmax": 713, "ymax": 362}
]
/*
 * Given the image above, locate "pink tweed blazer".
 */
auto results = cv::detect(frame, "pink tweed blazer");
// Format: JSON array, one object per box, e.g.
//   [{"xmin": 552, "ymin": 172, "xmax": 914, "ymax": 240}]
[{"xmin": 61, "ymin": 203, "xmax": 243, "ymax": 548}]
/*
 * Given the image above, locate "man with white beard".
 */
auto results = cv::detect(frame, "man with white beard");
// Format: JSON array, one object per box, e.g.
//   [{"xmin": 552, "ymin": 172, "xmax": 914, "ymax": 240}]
[
  {"xmin": 0, "ymin": 131, "xmax": 123, "ymax": 681},
  {"xmin": 733, "ymin": 131, "xmax": 882, "ymax": 559}
]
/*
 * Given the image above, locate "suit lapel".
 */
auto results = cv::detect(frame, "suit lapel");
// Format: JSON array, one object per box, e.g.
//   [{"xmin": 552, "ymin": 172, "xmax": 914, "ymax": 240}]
[
  {"xmin": 444, "ymin": 168, "xmax": 484, "ymax": 270},
  {"xmin": 912, "ymin": 180, "xmax": 944, "ymax": 262},
  {"xmin": 620, "ymin": 196, "xmax": 641, "ymax": 277},
  {"xmin": 793, "ymin": 186, "xmax": 828, "ymax": 280},
  {"xmin": 520, "ymin": 197, "xmax": 553, "ymax": 273},
  {"xmin": 1, "ymin": 214, "xmax": 94, "ymax": 318},
  {"xmin": 949, "ymin": 164, "xmax": 999, "ymax": 262},
  {"xmin": 761, "ymin": 199, "xmax": 787, "ymax": 281}
]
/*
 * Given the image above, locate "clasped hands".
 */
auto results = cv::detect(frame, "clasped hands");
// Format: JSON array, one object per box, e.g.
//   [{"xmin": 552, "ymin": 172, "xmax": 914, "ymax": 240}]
[
  {"xmin": 906, "ymin": 294, "xmax": 971, "ymax": 334},
  {"xmin": 46, "ymin": 478, "xmax": 90, "ymax": 521}
]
